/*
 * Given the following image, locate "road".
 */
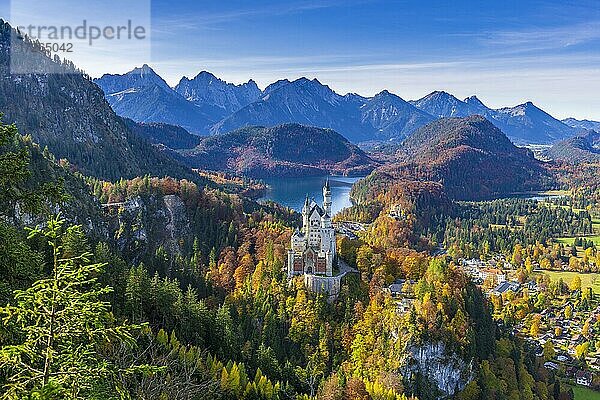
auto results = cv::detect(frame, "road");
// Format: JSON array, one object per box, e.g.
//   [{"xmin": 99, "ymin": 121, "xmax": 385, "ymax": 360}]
[{"xmin": 337, "ymin": 258, "xmax": 358, "ymax": 277}]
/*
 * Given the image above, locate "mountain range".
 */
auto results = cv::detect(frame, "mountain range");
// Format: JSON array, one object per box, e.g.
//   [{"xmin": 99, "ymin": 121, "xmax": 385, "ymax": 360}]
[
  {"xmin": 95, "ymin": 66, "xmax": 580, "ymax": 145},
  {"xmin": 175, "ymin": 71, "xmax": 262, "ymax": 117},
  {"xmin": 0, "ymin": 20, "xmax": 377, "ymax": 182},
  {"xmin": 410, "ymin": 91, "xmax": 575, "ymax": 144},
  {"xmin": 94, "ymin": 65, "xmax": 218, "ymax": 134},
  {"xmin": 562, "ymin": 117, "xmax": 600, "ymax": 132}
]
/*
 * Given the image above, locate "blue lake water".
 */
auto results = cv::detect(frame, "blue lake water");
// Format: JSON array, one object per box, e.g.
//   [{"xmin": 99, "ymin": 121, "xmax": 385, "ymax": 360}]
[{"xmin": 259, "ymin": 176, "xmax": 365, "ymax": 214}]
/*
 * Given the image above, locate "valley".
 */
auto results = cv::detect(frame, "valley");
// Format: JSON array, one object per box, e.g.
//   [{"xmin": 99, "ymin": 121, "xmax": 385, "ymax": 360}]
[{"xmin": 0, "ymin": 10, "xmax": 599, "ymax": 400}]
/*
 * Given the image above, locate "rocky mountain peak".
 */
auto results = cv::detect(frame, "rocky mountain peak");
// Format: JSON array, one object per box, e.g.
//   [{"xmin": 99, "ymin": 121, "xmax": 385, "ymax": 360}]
[
  {"xmin": 463, "ymin": 95, "xmax": 486, "ymax": 107},
  {"xmin": 96, "ymin": 64, "xmax": 171, "ymax": 95},
  {"xmin": 174, "ymin": 70, "xmax": 262, "ymax": 115}
]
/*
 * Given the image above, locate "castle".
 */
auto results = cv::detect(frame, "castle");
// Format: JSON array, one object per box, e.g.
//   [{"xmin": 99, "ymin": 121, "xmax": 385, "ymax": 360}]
[{"xmin": 287, "ymin": 180, "xmax": 336, "ymax": 277}]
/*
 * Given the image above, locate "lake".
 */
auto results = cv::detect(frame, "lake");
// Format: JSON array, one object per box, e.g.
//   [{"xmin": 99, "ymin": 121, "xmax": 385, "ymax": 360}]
[{"xmin": 258, "ymin": 176, "xmax": 365, "ymax": 214}]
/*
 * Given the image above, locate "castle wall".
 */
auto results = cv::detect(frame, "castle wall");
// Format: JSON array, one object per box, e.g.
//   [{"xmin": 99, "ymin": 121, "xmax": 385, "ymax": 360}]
[{"xmin": 304, "ymin": 274, "xmax": 341, "ymax": 298}]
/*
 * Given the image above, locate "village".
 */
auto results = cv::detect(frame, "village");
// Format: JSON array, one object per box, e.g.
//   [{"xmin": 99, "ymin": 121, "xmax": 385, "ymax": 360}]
[
  {"xmin": 428, "ymin": 257, "xmax": 597, "ymax": 389},
  {"xmin": 341, "ymin": 203, "xmax": 599, "ymax": 390}
]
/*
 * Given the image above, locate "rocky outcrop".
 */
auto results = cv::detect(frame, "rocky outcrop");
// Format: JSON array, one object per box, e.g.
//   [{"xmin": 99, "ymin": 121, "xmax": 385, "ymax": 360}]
[
  {"xmin": 401, "ymin": 341, "xmax": 473, "ymax": 399},
  {"xmin": 105, "ymin": 194, "xmax": 191, "ymax": 265},
  {"xmin": 162, "ymin": 194, "xmax": 190, "ymax": 256}
]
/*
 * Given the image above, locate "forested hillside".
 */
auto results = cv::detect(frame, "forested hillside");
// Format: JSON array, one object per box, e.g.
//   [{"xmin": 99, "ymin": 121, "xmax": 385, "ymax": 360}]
[
  {"xmin": 547, "ymin": 130, "xmax": 600, "ymax": 164},
  {"xmin": 123, "ymin": 118, "xmax": 202, "ymax": 150},
  {"xmin": 0, "ymin": 21, "xmax": 196, "ymax": 181},
  {"xmin": 372, "ymin": 116, "xmax": 553, "ymax": 200},
  {"xmin": 0, "ymin": 118, "xmax": 576, "ymax": 399},
  {"xmin": 180, "ymin": 123, "xmax": 377, "ymax": 177}
]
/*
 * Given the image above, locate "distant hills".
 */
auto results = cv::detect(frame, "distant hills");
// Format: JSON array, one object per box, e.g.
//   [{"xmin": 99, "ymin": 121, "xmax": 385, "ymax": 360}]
[
  {"xmin": 562, "ymin": 117, "xmax": 600, "ymax": 132},
  {"xmin": 179, "ymin": 123, "xmax": 377, "ymax": 177},
  {"xmin": 547, "ymin": 130, "xmax": 600, "ymax": 164},
  {"xmin": 95, "ymin": 66, "xmax": 582, "ymax": 145},
  {"xmin": 378, "ymin": 115, "xmax": 551, "ymax": 200},
  {"xmin": 410, "ymin": 91, "xmax": 574, "ymax": 144},
  {"xmin": 0, "ymin": 21, "xmax": 196, "ymax": 182},
  {"xmin": 94, "ymin": 67, "xmax": 264, "ymax": 135}
]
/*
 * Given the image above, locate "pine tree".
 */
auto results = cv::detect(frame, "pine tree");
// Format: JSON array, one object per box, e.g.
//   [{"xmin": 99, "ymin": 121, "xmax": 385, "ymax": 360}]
[{"xmin": 0, "ymin": 216, "xmax": 145, "ymax": 398}]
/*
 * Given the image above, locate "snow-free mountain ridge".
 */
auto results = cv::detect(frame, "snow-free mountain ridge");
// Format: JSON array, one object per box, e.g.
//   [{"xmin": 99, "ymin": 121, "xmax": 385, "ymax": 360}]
[{"xmin": 94, "ymin": 65, "xmax": 579, "ymax": 145}]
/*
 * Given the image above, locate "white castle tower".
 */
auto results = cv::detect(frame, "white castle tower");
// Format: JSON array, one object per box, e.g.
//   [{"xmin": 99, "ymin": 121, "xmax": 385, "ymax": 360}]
[
  {"xmin": 323, "ymin": 179, "xmax": 332, "ymax": 216},
  {"xmin": 287, "ymin": 180, "xmax": 336, "ymax": 277}
]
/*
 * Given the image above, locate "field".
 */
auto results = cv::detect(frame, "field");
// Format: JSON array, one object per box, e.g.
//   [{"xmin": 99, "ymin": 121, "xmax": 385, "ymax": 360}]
[
  {"xmin": 546, "ymin": 204, "xmax": 600, "ymax": 245},
  {"xmin": 556, "ymin": 235, "xmax": 600, "ymax": 246},
  {"xmin": 543, "ymin": 271, "xmax": 600, "ymax": 294},
  {"xmin": 569, "ymin": 385, "xmax": 600, "ymax": 400}
]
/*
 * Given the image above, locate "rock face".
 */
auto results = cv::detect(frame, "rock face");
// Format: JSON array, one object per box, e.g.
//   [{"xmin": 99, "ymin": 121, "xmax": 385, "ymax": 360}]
[
  {"xmin": 107, "ymin": 194, "xmax": 191, "ymax": 265},
  {"xmin": 162, "ymin": 194, "xmax": 190, "ymax": 256},
  {"xmin": 402, "ymin": 342, "xmax": 473, "ymax": 399},
  {"xmin": 175, "ymin": 71, "xmax": 262, "ymax": 116},
  {"xmin": 303, "ymin": 274, "xmax": 341, "ymax": 299}
]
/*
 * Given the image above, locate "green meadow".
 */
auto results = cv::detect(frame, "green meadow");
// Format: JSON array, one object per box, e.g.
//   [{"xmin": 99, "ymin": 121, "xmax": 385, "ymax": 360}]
[{"xmin": 544, "ymin": 271, "xmax": 600, "ymax": 294}]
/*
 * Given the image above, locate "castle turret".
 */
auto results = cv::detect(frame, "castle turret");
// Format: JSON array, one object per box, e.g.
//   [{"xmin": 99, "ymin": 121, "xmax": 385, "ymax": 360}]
[
  {"xmin": 287, "ymin": 249, "xmax": 295, "ymax": 278},
  {"xmin": 320, "ymin": 214, "xmax": 331, "ymax": 229},
  {"xmin": 325, "ymin": 250, "xmax": 334, "ymax": 276},
  {"xmin": 323, "ymin": 179, "xmax": 332, "ymax": 216},
  {"xmin": 302, "ymin": 194, "xmax": 310, "ymax": 233}
]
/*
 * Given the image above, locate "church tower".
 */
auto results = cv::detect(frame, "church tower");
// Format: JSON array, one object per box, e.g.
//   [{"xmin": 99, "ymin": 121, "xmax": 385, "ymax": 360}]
[{"xmin": 323, "ymin": 179, "xmax": 332, "ymax": 216}]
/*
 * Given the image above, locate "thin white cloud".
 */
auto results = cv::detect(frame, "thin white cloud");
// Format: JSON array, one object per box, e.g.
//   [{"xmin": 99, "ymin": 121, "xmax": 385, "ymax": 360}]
[
  {"xmin": 463, "ymin": 20, "xmax": 600, "ymax": 53},
  {"xmin": 153, "ymin": 0, "xmax": 372, "ymax": 34}
]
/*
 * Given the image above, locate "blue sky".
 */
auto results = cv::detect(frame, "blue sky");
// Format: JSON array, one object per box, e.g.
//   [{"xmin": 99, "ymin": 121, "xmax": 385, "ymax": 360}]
[{"xmin": 3, "ymin": 0, "xmax": 600, "ymax": 119}]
